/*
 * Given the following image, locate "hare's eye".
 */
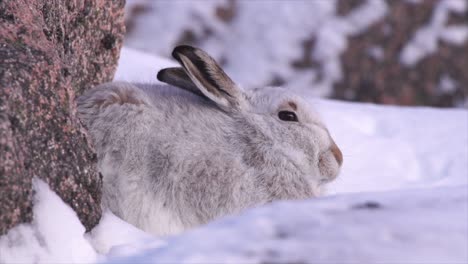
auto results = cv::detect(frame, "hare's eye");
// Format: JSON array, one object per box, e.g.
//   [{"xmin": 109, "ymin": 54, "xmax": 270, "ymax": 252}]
[{"xmin": 278, "ymin": 111, "xmax": 298, "ymax": 122}]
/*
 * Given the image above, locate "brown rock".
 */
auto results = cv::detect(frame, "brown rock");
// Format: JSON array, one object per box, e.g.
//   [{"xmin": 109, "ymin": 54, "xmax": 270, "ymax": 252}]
[{"xmin": 0, "ymin": 0, "xmax": 125, "ymax": 235}]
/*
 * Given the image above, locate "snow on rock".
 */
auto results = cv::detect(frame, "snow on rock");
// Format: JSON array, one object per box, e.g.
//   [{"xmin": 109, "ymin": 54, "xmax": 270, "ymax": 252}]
[
  {"xmin": 400, "ymin": 0, "xmax": 468, "ymax": 66},
  {"xmin": 0, "ymin": 178, "xmax": 97, "ymax": 264},
  {"xmin": 438, "ymin": 74, "xmax": 458, "ymax": 95},
  {"xmin": 124, "ymin": 0, "xmax": 468, "ymax": 107},
  {"xmin": 107, "ymin": 186, "xmax": 468, "ymax": 264},
  {"xmin": 124, "ymin": 0, "xmax": 388, "ymax": 95},
  {"xmin": 124, "ymin": 0, "xmax": 224, "ymax": 56},
  {"xmin": 310, "ymin": 0, "xmax": 387, "ymax": 96}
]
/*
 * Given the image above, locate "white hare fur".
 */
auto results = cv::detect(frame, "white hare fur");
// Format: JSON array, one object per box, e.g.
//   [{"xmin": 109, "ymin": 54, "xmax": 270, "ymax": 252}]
[{"xmin": 77, "ymin": 46, "xmax": 342, "ymax": 236}]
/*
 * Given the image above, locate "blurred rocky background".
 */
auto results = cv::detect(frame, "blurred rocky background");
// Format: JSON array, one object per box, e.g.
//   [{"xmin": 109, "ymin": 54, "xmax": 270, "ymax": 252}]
[{"xmin": 124, "ymin": 0, "xmax": 467, "ymax": 108}]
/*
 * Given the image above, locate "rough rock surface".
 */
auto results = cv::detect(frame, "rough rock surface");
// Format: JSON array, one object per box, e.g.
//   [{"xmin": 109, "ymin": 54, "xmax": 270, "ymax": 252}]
[{"xmin": 0, "ymin": 0, "xmax": 125, "ymax": 235}]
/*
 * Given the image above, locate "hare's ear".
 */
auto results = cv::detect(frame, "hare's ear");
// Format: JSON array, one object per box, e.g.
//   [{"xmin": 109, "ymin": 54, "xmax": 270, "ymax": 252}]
[
  {"xmin": 157, "ymin": 67, "xmax": 207, "ymax": 98},
  {"xmin": 172, "ymin": 45, "xmax": 242, "ymax": 109}
]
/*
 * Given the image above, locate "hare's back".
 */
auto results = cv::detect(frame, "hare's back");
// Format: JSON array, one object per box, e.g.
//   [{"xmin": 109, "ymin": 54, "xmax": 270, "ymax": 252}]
[
  {"xmin": 78, "ymin": 81, "xmax": 234, "ymax": 163},
  {"xmin": 78, "ymin": 81, "xmax": 218, "ymax": 130},
  {"xmin": 134, "ymin": 83, "xmax": 214, "ymax": 111}
]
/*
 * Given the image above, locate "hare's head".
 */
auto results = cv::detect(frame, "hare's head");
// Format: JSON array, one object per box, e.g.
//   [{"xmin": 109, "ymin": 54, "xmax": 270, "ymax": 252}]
[{"xmin": 158, "ymin": 45, "xmax": 342, "ymax": 194}]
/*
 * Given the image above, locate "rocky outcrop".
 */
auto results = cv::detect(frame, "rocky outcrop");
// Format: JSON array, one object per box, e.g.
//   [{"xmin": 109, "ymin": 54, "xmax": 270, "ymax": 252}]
[
  {"xmin": 124, "ymin": 0, "xmax": 467, "ymax": 107},
  {"xmin": 335, "ymin": 0, "xmax": 468, "ymax": 107},
  {"xmin": 0, "ymin": 0, "xmax": 125, "ymax": 235}
]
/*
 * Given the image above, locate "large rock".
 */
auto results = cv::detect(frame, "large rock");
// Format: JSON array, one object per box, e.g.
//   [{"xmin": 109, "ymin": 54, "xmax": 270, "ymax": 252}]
[{"xmin": 0, "ymin": 0, "xmax": 125, "ymax": 235}]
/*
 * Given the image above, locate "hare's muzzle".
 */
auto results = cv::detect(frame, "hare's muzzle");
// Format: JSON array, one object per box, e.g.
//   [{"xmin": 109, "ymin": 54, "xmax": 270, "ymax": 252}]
[
  {"xmin": 330, "ymin": 142, "xmax": 343, "ymax": 166},
  {"xmin": 318, "ymin": 140, "xmax": 343, "ymax": 183}
]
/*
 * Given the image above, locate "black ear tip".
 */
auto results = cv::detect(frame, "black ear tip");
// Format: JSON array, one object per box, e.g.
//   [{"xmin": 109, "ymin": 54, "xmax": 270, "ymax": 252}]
[
  {"xmin": 156, "ymin": 69, "xmax": 164, "ymax": 82},
  {"xmin": 172, "ymin": 45, "xmax": 196, "ymax": 60}
]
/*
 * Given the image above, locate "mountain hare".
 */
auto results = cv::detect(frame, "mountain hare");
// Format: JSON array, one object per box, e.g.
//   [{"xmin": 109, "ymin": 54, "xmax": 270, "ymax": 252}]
[{"xmin": 77, "ymin": 45, "xmax": 342, "ymax": 235}]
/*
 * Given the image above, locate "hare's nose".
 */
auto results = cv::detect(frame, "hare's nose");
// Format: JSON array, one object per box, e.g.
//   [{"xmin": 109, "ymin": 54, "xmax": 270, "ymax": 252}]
[{"xmin": 330, "ymin": 142, "xmax": 343, "ymax": 166}]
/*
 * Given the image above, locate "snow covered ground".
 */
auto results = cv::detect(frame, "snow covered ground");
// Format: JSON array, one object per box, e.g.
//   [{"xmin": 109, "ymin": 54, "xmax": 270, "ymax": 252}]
[
  {"xmin": 108, "ymin": 187, "xmax": 467, "ymax": 264},
  {"xmin": 0, "ymin": 47, "xmax": 467, "ymax": 263}
]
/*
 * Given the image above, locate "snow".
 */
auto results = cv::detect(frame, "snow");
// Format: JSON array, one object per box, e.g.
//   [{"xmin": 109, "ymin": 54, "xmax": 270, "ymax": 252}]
[
  {"xmin": 367, "ymin": 45, "xmax": 385, "ymax": 61},
  {"xmin": 88, "ymin": 211, "xmax": 165, "ymax": 259},
  {"xmin": 319, "ymin": 99, "xmax": 468, "ymax": 194},
  {"xmin": 108, "ymin": 187, "xmax": 468, "ymax": 264},
  {"xmin": 0, "ymin": 47, "xmax": 467, "ymax": 263},
  {"xmin": 114, "ymin": 47, "xmax": 177, "ymax": 83},
  {"xmin": 0, "ymin": 178, "xmax": 97, "ymax": 264},
  {"xmin": 438, "ymin": 74, "xmax": 458, "ymax": 94}
]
